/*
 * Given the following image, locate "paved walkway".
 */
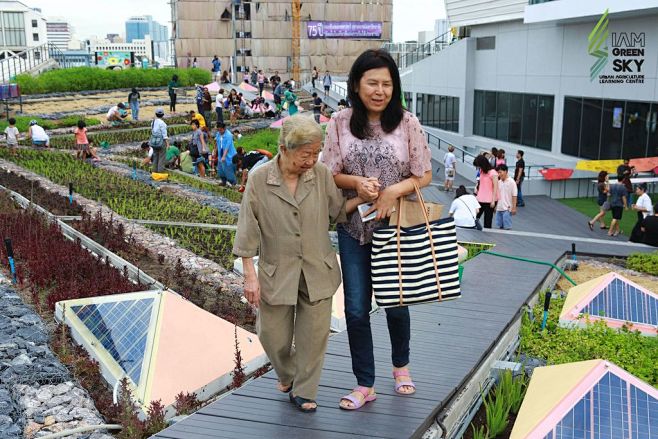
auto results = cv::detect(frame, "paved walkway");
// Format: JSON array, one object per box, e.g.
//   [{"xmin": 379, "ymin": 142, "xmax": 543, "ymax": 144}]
[{"xmin": 153, "ymin": 170, "xmax": 653, "ymax": 439}]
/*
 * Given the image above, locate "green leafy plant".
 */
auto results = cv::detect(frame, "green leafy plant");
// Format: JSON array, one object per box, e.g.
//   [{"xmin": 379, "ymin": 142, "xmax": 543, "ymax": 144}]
[
  {"xmin": 470, "ymin": 424, "xmax": 488, "ymax": 439},
  {"xmin": 173, "ymin": 392, "xmax": 202, "ymax": 416},
  {"xmin": 496, "ymin": 369, "xmax": 527, "ymax": 415},
  {"xmin": 116, "ymin": 378, "xmax": 145, "ymax": 439},
  {"xmin": 627, "ymin": 251, "xmax": 658, "ymax": 276},
  {"xmin": 520, "ymin": 296, "xmax": 658, "ymax": 386},
  {"xmin": 482, "ymin": 387, "xmax": 510, "ymax": 438},
  {"xmin": 16, "ymin": 67, "xmax": 211, "ymax": 94},
  {"xmin": 0, "ymin": 116, "xmax": 101, "ymax": 133}
]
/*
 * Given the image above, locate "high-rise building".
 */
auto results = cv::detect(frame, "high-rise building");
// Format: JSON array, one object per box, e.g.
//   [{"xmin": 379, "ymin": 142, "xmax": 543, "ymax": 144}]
[
  {"xmin": 402, "ymin": 0, "xmax": 658, "ymax": 197},
  {"xmin": 125, "ymin": 15, "xmax": 169, "ymax": 62},
  {"xmin": 46, "ymin": 17, "xmax": 73, "ymax": 51},
  {"xmin": 171, "ymin": 0, "xmax": 393, "ymax": 77}
]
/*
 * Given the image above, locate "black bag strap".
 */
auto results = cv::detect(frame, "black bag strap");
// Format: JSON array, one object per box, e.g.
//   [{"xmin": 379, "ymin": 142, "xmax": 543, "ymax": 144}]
[{"xmin": 458, "ymin": 197, "xmax": 476, "ymax": 221}]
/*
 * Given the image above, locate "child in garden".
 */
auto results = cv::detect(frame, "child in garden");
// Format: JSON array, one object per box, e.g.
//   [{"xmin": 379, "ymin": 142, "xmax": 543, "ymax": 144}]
[
  {"xmin": 74, "ymin": 120, "xmax": 89, "ymax": 159},
  {"xmin": 28, "ymin": 120, "xmax": 50, "ymax": 147},
  {"xmin": 3, "ymin": 117, "xmax": 19, "ymax": 156}
]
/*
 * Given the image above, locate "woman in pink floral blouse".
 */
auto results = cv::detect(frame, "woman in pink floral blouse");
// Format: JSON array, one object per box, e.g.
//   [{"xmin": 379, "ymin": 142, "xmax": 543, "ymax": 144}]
[{"xmin": 321, "ymin": 49, "xmax": 432, "ymax": 410}]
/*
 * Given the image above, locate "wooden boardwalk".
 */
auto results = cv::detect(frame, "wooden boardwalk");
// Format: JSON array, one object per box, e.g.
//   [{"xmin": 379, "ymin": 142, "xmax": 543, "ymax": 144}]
[{"xmin": 153, "ymin": 194, "xmax": 653, "ymax": 439}]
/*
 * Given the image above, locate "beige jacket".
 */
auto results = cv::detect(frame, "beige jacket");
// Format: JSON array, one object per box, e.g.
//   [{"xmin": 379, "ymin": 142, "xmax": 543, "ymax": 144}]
[{"xmin": 233, "ymin": 156, "xmax": 347, "ymax": 305}]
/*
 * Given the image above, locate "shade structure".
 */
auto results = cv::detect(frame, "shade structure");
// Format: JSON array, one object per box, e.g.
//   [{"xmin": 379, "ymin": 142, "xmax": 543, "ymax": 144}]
[
  {"xmin": 55, "ymin": 290, "xmax": 266, "ymax": 413},
  {"xmin": 238, "ymin": 82, "xmax": 259, "ymax": 93},
  {"xmin": 575, "ymin": 159, "xmax": 622, "ymax": 174},
  {"xmin": 205, "ymin": 82, "xmax": 220, "ymax": 93},
  {"xmin": 629, "ymin": 157, "xmax": 658, "ymax": 172},
  {"xmin": 511, "ymin": 359, "xmax": 658, "ymax": 439},
  {"xmin": 559, "ymin": 272, "xmax": 658, "ymax": 336},
  {"xmin": 270, "ymin": 114, "xmax": 330, "ymax": 128},
  {"xmin": 539, "ymin": 168, "xmax": 574, "ymax": 181}
]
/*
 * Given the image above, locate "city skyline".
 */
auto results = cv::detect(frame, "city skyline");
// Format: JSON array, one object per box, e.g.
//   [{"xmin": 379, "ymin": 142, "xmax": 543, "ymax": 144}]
[{"xmin": 24, "ymin": 0, "xmax": 445, "ymax": 43}]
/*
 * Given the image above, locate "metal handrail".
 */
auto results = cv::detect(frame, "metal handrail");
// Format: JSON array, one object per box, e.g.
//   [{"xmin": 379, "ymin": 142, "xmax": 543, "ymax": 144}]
[
  {"xmin": 330, "ymin": 82, "xmax": 347, "ymax": 98},
  {"xmin": 426, "ymin": 131, "xmax": 477, "ymax": 164},
  {"xmin": 389, "ymin": 30, "xmax": 460, "ymax": 69},
  {"xmin": 0, "ymin": 42, "xmax": 66, "ymax": 84}
]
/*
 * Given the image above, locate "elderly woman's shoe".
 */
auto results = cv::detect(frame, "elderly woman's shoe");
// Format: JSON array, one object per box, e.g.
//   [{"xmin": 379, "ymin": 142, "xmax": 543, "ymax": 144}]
[
  {"xmin": 277, "ymin": 381, "xmax": 292, "ymax": 393},
  {"xmin": 289, "ymin": 392, "xmax": 317, "ymax": 413}
]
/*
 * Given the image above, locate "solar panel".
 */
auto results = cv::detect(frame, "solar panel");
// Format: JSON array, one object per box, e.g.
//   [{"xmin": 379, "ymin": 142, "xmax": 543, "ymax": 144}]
[
  {"xmin": 71, "ymin": 298, "xmax": 154, "ymax": 385},
  {"xmin": 548, "ymin": 372, "xmax": 657, "ymax": 439},
  {"xmin": 581, "ymin": 278, "xmax": 658, "ymax": 326}
]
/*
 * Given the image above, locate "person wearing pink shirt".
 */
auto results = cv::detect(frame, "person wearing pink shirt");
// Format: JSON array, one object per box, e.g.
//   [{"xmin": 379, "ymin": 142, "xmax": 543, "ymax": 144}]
[{"xmin": 474, "ymin": 154, "xmax": 499, "ymax": 228}]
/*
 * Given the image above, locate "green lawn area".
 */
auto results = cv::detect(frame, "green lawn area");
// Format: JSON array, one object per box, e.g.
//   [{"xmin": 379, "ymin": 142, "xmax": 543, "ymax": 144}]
[
  {"xmin": 560, "ymin": 195, "xmax": 657, "ymax": 236},
  {"xmin": 0, "ymin": 115, "xmax": 101, "ymax": 133},
  {"xmin": 235, "ymin": 128, "xmax": 279, "ymax": 155}
]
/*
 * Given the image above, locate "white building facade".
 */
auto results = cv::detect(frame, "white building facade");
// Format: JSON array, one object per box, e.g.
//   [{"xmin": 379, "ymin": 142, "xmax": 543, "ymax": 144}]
[
  {"xmin": 45, "ymin": 17, "xmax": 72, "ymax": 51},
  {"xmin": 0, "ymin": 1, "xmax": 47, "ymax": 53},
  {"xmin": 402, "ymin": 0, "xmax": 658, "ymax": 194}
]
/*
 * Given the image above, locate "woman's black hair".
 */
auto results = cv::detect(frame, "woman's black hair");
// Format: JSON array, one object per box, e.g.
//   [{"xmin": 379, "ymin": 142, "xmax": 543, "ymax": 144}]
[
  {"xmin": 473, "ymin": 155, "xmax": 493, "ymax": 173},
  {"xmin": 455, "ymin": 185, "xmax": 468, "ymax": 199},
  {"xmin": 172, "ymin": 74, "xmax": 179, "ymax": 82},
  {"xmin": 347, "ymin": 49, "xmax": 404, "ymax": 140},
  {"xmin": 597, "ymin": 170, "xmax": 608, "ymax": 183}
]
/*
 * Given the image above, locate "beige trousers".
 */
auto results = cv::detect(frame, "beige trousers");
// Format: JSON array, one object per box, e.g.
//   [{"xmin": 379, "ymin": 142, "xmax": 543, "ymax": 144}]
[{"xmin": 257, "ymin": 273, "xmax": 332, "ymax": 400}]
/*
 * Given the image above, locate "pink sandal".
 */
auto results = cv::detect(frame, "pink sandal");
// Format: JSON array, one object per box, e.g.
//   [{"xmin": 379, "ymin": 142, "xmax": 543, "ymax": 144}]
[
  {"xmin": 339, "ymin": 386, "xmax": 377, "ymax": 410},
  {"xmin": 393, "ymin": 369, "xmax": 417, "ymax": 395}
]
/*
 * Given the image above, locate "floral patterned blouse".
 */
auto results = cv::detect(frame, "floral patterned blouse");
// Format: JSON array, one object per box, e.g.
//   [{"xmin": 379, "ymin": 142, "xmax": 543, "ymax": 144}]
[{"xmin": 321, "ymin": 108, "xmax": 432, "ymax": 244}]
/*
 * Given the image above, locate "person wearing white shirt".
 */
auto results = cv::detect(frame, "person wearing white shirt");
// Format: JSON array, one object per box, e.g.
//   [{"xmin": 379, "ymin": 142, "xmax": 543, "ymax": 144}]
[
  {"xmin": 443, "ymin": 145, "xmax": 457, "ymax": 192},
  {"xmin": 630, "ymin": 183, "xmax": 655, "ymax": 243},
  {"xmin": 633, "ymin": 183, "xmax": 654, "ymax": 218},
  {"xmin": 449, "ymin": 186, "xmax": 481, "ymax": 229},
  {"xmin": 28, "ymin": 120, "xmax": 49, "ymax": 147},
  {"xmin": 215, "ymin": 89, "xmax": 225, "ymax": 125}
]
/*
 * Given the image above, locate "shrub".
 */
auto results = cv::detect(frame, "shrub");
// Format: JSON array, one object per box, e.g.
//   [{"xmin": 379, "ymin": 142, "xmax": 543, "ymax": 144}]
[
  {"xmin": 116, "ymin": 378, "xmax": 145, "ymax": 439},
  {"xmin": 15, "ymin": 67, "xmax": 211, "ymax": 94},
  {"xmin": 626, "ymin": 251, "xmax": 658, "ymax": 276},
  {"xmin": 173, "ymin": 392, "xmax": 201, "ymax": 416},
  {"xmin": 143, "ymin": 400, "xmax": 168, "ymax": 437},
  {"xmin": 231, "ymin": 325, "xmax": 246, "ymax": 389}
]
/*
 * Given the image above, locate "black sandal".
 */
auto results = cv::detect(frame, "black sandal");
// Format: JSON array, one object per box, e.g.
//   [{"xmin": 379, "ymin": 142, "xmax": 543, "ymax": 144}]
[
  {"xmin": 278, "ymin": 381, "xmax": 293, "ymax": 393},
  {"xmin": 289, "ymin": 392, "xmax": 317, "ymax": 413}
]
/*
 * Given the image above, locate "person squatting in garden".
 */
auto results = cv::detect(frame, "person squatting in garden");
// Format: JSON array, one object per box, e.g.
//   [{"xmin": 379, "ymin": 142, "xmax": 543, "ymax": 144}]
[
  {"xmin": 28, "ymin": 120, "xmax": 50, "ymax": 147},
  {"xmin": 232, "ymin": 147, "xmax": 273, "ymax": 192},
  {"xmin": 321, "ymin": 49, "xmax": 432, "ymax": 410},
  {"xmin": 233, "ymin": 114, "xmax": 365, "ymax": 413},
  {"xmin": 107, "ymin": 102, "xmax": 127, "ymax": 126}
]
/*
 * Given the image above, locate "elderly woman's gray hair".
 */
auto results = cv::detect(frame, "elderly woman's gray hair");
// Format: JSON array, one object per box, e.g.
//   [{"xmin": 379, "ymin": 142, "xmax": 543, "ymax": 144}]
[{"xmin": 279, "ymin": 114, "xmax": 323, "ymax": 151}]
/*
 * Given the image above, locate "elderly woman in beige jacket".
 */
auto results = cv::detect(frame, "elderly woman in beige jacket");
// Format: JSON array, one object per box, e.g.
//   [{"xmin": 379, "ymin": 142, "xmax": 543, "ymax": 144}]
[{"xmin": 233, "ymin": 115, "xmax": 364, "ymax": 413}]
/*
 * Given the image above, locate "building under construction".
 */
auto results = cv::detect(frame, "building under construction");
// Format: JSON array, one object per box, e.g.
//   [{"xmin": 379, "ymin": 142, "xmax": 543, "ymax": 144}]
[{"xmin": 171, "ymin": 0, "xmax": 392, "ymax": 79}]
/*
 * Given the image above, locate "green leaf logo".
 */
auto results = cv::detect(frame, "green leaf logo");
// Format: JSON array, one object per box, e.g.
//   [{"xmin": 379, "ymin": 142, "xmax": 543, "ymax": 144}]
[{"xmin": 588, "ymin": 9, "xmax": 609, "ymax": 81}]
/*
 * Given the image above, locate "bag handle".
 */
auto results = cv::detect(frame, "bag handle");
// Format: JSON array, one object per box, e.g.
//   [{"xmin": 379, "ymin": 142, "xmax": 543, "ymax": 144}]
[{"xmin": 395, "ymin": 180, "xmax": 443, "ymax": 306}]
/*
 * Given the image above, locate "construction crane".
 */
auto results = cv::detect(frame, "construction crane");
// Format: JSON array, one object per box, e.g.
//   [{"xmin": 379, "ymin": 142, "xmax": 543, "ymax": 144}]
[{"xmin": 291, "ymin": 0, "xmax": 301, "ymax": 82}]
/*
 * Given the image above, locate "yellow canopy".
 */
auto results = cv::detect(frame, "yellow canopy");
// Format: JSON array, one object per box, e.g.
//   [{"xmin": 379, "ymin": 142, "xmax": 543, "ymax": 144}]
[
  {"xmin": 575, "ymin": 159, "xmax": 623, "ymax": 174},
  {"xmin": 560, "ymin": 273, "xmax": 613, "ymax": 320},
  {"xmin": 510, "ymin": 360, "xmax": 601, "ymax": 439}
]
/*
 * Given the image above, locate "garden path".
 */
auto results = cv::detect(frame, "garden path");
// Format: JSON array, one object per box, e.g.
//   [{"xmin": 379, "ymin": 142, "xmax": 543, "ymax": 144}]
[{"xmin": 153, "ymin": 174, "xmax": 653, "ymax": 438}]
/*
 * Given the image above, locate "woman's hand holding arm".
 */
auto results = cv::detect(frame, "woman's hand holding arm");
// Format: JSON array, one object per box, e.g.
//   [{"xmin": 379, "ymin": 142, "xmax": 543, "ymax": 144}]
[{"xmin": 334, "ymin": 173, "xmax": 380, "ymax": 201}]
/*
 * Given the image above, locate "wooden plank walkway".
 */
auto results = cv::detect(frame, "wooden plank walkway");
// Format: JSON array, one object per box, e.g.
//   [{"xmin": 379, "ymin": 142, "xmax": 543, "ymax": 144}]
[{"xmin": 153, "ymin": 194, "xmax": 654, "ymax": 439}]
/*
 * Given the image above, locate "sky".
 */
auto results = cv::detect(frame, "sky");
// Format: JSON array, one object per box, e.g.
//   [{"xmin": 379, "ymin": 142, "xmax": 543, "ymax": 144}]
[{"xmin": 26, "ymin": 0, "xmax": 445, "ymax": 43}]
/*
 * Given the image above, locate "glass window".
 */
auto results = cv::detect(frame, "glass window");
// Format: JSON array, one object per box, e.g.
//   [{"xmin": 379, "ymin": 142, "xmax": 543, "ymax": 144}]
[
  {"xmin": 452, "ymin": 97, "xmax": 460, "ymax": 132},
  {"xmin": 562, "ymin": 97, "xmax": 582, "ymax": 157},
  {"xmin": 434, "ymin": 95, "xmax": 441, "ymax": 127},
  {"xmin": 3, "ymin": 12, "xmax": 26, "ymax": 46},
  {"xmin": 484, "ymin": 91, "xmax": 497, "ymax": 139},
  {"xmin": 580, "ymin": 99, "xmax": 603, "ymax": 159},
  {"xmin": 509, "ymin": 93, "xmax": 523, "ymax": 145},
  {"xmin": 440, "ymin": 96, "xmax": 448, "ymax": 129},
  {"xmin": 648, "ymin": 104, "xmax": 658, "ymax": 158},
  {"xmin": 425, "ymin": 94, "xmax": 433, "ymax": 126},
  {"xmin": 415, "ymin": 93, "xmax": 423, "ymax": 120},
  {"xmin": 600, "ymin": 100, "xmax": 625, "ymax": 160},
  {"xmin": 496, "ymin": 92, "xmax": 510, "ymax": 142},
  {"xmin": 474, "ymin": 90, "xmax": 484, "ymax": 136},
  {"xmin": 32, "ymin": 33, "xmax": 39, "ymax": 42},
  {"xmin": 445, "ymin": 97, "xmax": 453, "ymax": 131},
  {"xmin": 623, "ymin": 101, "xmax": 650, "ymax": 159},
  {"xmin": 31, "ymin": 19, "xmax": 37, "ymax": 27},
  {"xmin": 522, "ymin": 94, "xmax": 538, "ymax": 147},
  {"xmin": 536, "ymin": 95, "xmax": 554, "ymax": 150}
]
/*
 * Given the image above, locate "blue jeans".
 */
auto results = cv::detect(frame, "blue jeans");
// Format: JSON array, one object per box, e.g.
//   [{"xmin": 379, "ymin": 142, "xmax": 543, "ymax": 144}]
[
  {"xmin": 216, "ymin": 107, "xmax": 224, "ymax": 124},
  {"xmin": 517, "ymin": 181, "xmax": 524, "ymax": 206},
  {"xmin": 337, "ymin": 226, "xmax": 410, "ymax": 388},
  {"xmin": 218, "ymin": 161, "xmax": 237, "ymax": 184},
  {"xmin": 130, "ymin": 101, "xmax": 139, "ymax": 120},
  {"xmin": 496, "ymin": 210, "xmax": 513, "ymax": 229}
]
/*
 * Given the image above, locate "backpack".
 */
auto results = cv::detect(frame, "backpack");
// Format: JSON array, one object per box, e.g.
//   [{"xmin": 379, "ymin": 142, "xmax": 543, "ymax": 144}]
[{"xmin": 149, "ymin": 120, "xmax": 165, "ymax": 150}]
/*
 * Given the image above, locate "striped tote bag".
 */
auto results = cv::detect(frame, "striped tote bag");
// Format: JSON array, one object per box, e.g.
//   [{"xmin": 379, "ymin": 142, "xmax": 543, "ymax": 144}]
[{"xmin": 371, "ymin": 184, "xmax": 461, "ymax": 308}]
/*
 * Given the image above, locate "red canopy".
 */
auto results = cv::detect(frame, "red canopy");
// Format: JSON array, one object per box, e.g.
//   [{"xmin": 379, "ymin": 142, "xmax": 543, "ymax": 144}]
[{"xmin": 539, "ymin": 168, "xmax": 574, "ymax": 181}]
